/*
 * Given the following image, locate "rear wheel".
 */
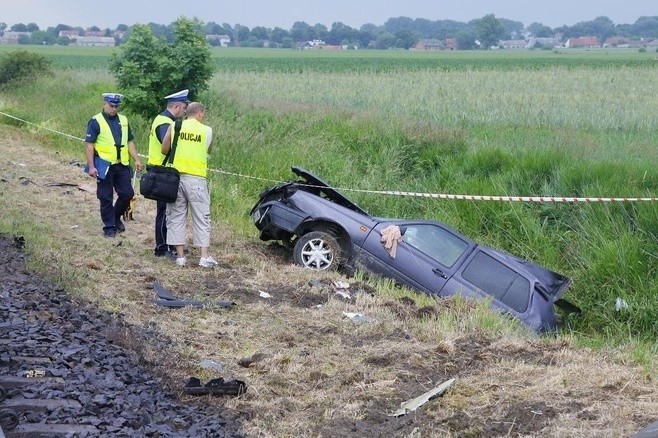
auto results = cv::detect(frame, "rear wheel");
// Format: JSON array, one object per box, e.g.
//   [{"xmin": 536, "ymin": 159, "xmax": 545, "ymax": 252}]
[{"xmin": 293, "ymin": 231, "xmax": 341, "ymax": 271}]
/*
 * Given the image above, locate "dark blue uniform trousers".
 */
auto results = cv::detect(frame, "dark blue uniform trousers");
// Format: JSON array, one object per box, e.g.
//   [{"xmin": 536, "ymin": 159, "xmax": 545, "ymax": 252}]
[
  {"xmin": 97, "ymin": 163, "xmax": 134, "ymax": 234},
  {"xmin": 154, "ymin": 200, "xmax": 170, "ymax": 255}
]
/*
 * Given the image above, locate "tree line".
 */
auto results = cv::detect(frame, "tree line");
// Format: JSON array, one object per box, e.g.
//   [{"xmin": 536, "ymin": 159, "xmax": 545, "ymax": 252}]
[{"xmin": 2, "ymin": 14, "xmax": 658, "ymax": 49}]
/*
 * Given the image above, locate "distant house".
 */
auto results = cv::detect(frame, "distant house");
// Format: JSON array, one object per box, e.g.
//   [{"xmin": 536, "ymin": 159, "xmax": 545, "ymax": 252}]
[
  {"xmin": 528, "ymin": 37, "xmax": 559, "ymax": 48},
  {"xmin": 565, "ymin": 36, "xmax": 599, "ymax": 48},
  {"xmin": 84, "ymin": 30, "xmax": 106, "ymax": 37},
  {"xmin": 414, "ymin": 39, "xmax": 443, "ymax": 51},
  {"xmin": 206, "ymin": 34, "xmax": 231, "ymax": 48},
  {"xmin": 444, "ymin": 38, "xmax": 457, "ymax": 50},
  {"xmin": 0, "ymin": 31, "xmax": 31, "ymax": 44},
  {"xmin": 644, "ymin": 39, "xmax": 658, "ymax": 50},
  {"xmin": 76, "ymin": 36, "xmax": 115, "ymax": 47},
  {"xmin": 59, "ymin": 30, "xmax": 80, "ymax": 39},
  {"xmin": 498, "ymin": 39, "xmax": 527, "ymax": 49},
  {"xmin": 604, "ymin": 36, "xmax": 631, "ymax": 47}
]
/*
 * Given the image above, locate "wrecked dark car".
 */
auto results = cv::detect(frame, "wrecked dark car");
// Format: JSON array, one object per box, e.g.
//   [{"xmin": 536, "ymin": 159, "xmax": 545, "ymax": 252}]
[{"xmin": 250, "ymin": 166, "xmax": 575, "ymax": 333}]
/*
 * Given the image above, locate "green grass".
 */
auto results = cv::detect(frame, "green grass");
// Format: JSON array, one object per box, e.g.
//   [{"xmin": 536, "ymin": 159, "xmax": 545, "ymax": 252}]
[
  {"xmin": 2, "ymin": 45, "xmax": 657, "ymax": 72},
  {"xmin": 1, "ymin": 48, "xmax": 657, "ymax": 345}
]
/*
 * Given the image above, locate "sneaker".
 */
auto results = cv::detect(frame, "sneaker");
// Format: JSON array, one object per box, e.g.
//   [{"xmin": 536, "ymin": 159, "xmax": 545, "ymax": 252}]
[
  {"xmin": 175, "ymin": 257, "xmax": 187, "ymax": 267},
  {"xmin": 199, "ymin": 256, "xmax": 218, "ymax": 268},
  {"xmin": 104, "ymin": 230, "xmax": 116, "ymax": 238},
  {"xmin": 115, "ymin": 220, "xmax": 125, "ymax": 233}
]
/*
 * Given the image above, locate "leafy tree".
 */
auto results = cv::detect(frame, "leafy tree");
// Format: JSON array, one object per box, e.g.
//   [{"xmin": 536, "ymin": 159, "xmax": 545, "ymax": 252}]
[
  {"xmin": 11, "ymin": 23, "xmax": 28, "ymax": 32},
  {"xmin": 455, "ymin": 29, "xmax": 478, "ymax": 49},
  {"xmin": 359, "ymin": 23, "xmax": 379, "ymax": 36},
  {"xmin": 290, "ymin": 21, "xmax": 311, "ymax": 42},
  {"xmin": 498, "ymin": 18, "xmax": 524, "ymax": 38},
  {"xmin": 52, "ymin": 24, "xmax": 71, "ymax": 36},
  {"xmin": 527, "ymin": 22, "xmax": 553, "ymax": 37},
  {"xmin": 327, "ymin": 22, "xmax": 357, "ymax": 45},
  {"xmin": 205, "ymin": 21, "xmax": 224, "ymax": 35},
  {"xmin": 29, "ymin": 30, "xmax": 55, "ymax": 45},
  {"xmin": 251, "ymin": 26, "xmax": 269, "ymax": 40},
  {"xmin": 383, "ymin": 16, "xmax": 414, "ymax": 34},
  {"xmin": 375, "ymin": 31, "xmax": 396, "ymax": 49},
  {"xmin": 0, "ymin": 22, "xmax": 7, "ymax": 36},
  {"xmin": 26, "ymin": 23, "xmax": 39, "ymax": 32},
  {"xmin": 271, "ymin": 27, "xmax": 290, "ymax": 44},
  {"xmin": 148, "ymin": 22, "xmax": 172, "ymax": 42},
  {"xmin": 234, "ymin": 24, "xmax": 251, "ymax": 45},
  {"xmin": 312, "ymin": 23, "xmax": 328, "ymax": 41},
  {"xmin": 0, "ymin": 50, "xmax": 51, "ymax": 88},
  {"xmin": 111, "ymin": 17, "xmax": 213, "ymax": 118},
  {"xmin": 632, "ymin": 16, "xmax": 658, "ymax": 38},
  {"xmin": 281, "ymin": 37, "xmax": 294, "ymax": 48},
  {"xmin": 221, "ymin": 23, "xmax": 234, "ymax": 38},
  {"xmin": 475, "ymin": 14, "xmax": 506, "ymax": 49},
  {"xmin": 394, "ymin": 29, "xmax": 416, "ymax": 49}
]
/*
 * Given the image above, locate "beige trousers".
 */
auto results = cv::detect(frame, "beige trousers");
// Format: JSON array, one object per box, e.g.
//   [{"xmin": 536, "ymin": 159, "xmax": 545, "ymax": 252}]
[{"xmin": 165, "ymin": 174, "xmax": 211, "ymax": 248}]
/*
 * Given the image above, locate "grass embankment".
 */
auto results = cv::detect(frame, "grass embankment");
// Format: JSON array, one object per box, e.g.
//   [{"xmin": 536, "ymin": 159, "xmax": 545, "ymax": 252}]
[
  {"xmin": 0, "ymin": 49, "xmax": 657, "ymax": 436},
  {"xmin": 4, "ymin": 57, "xmax": 656, "ymax": 344}
]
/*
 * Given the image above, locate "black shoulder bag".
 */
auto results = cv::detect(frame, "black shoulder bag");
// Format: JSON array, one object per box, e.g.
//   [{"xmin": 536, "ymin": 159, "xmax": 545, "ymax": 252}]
[{"xmin": 139, "ymin": 120, "xmax": 182, "ymax": 203}]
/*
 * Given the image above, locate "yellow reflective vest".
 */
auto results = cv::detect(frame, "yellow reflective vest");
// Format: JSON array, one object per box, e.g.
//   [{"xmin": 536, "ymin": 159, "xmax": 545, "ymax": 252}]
[
  {"xmin": 93, "ymin": 113, "xmax": 129, "ymax": 165},
  {"xmin": 148, "ymin": 114, "xmax": 174, "ymax": 166},
  {"xmin": 169, "ymin": 119, "xmax": 209, "ymax": 178}
]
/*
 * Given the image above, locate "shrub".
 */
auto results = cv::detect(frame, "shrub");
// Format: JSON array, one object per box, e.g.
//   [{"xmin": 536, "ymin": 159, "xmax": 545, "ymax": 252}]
[
  {"xmin": 0, "ymin": 50, "xmax": 52, "ymax": 89},
  {"xmin": 110, "ymin": 17, "xmax": 213, "ymax": 118}
]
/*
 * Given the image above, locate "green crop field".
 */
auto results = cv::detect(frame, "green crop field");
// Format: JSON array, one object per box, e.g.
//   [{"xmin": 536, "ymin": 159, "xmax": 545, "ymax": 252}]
[{"xmin": 1, "ymin": 45, "xmax": 657, "ymax": 346}]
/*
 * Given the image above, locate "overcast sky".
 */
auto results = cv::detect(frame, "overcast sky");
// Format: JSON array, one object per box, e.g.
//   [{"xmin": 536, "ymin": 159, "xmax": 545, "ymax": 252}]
[{"xmin": 1, "ymin": 0, "xmax": 655, "ymax": 30}]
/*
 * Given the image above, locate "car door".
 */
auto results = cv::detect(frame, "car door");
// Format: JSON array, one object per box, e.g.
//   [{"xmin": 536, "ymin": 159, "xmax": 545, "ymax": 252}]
[{"xmin": 357, "ymin": 222, "xmax": 471, "ymax": 296}]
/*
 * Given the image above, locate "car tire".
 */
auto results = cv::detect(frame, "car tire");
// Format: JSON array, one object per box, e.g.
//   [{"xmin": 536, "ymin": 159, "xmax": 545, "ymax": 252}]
[{"xmin": 293, "ymin": 231, "xmax": 341, "ymax": 271}]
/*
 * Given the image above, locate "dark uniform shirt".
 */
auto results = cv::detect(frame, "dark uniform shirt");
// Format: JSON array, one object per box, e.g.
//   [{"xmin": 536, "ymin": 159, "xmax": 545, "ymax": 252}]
[
  {"xmin": 155, "ymin": 109, "xmax": 176, "ymax": 144},
  {"xmin": 85, "ymin": 111, "xmax": 135, "ymax": 145}
]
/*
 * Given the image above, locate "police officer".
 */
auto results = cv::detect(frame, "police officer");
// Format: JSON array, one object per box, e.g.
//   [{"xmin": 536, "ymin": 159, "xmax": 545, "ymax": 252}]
[
  {"xmin": 85, "ymin": 93, "xmax": 143, "ymax": 238},
  {"xmin": 161, "ymin": 102, "xmax": 218, "ymax": 268},
  {"xmin": 148, "ymin": 89, "xmax": 189, "ymax": 258}
]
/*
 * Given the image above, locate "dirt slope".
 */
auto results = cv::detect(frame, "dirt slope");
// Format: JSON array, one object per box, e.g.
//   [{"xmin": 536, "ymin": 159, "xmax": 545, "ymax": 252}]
[{"xmin": 0, "ymin": 125, "xmax": 656, "ymax": 437}]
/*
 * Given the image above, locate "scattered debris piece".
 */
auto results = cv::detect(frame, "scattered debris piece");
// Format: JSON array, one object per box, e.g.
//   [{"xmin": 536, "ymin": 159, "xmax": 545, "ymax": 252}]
[
  {"xmin": 45, "ymin": 182, "xmax": 79, "ymax": 187},
  {"xmin": 238, "ymin": 353, "xmax": 266, "ymax": 368},
  {"xmin": 308, "ymin": 279, "xmax": 324, "ymax": 288},
  {"xmin": 334, "ymin": 290, "xmax": 351, "ymax": 300},
  {"xmin": 77, "ymin": 183, "xmax": 96, "ymax": 194},
  {"xmin": 152, "ymin": 281, "xmax": 235, "ymax": 309},
  {"xmin": 259, "ymin": 290, "xmax": 272, "ymax": 298},
  {"xmin": 343, "ymin": 312, "xmax": 375, "ymax": 324},
  {"xmin": 86, "ymin": 261, "xmax": 103, "ymax": 270},
  {"xmin": 23, "ymin": 369, "xmax": 46, "ymax": 378},
  {"xmin": 184, "ymin": 377, "xmax": 247, "ymax": 397},
  {"xmin": 634, "ymin": 420, "xmax": 658, "ymax": 438},
  {"xmin": 199, "ymin": 359, "xmax": 225, "ymax": 372},
  {"xmin": 388, "ymin": 378, "xmax": 456, "ymax": 417},
  {"xmin": 615, "ymin": 297, "xmax": 629, "ymax": 311},
  {"xmin": 333, "ymin": 281, "xmax": 350, "ymax": 289}
]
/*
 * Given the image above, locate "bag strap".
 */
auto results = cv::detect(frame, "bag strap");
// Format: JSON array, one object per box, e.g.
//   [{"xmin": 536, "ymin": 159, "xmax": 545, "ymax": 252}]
[{"xmin": 162, "ymin": 119, "xmax": 183, "ymax": 166}]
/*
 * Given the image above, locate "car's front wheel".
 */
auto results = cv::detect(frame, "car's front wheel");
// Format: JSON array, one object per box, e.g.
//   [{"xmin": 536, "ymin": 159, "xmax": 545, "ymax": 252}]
[{"xmin": 293, "ymin": 231, "xmax": 341, "ymax": 271}]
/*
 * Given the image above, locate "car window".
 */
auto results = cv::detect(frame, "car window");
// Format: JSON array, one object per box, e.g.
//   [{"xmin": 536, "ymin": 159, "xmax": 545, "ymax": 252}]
[
  {"xmin": 461, "ymin": 252, "xmax": 530, "ymax": 313},
  {"xmin": 403, "ymin": 224, "xmax": 469, "ymax": 267}
]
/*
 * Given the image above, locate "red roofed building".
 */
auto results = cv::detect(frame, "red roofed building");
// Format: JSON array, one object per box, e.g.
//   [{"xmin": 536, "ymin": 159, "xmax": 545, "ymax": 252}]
[{"xmin": 565, "ymin": 36, "xmax": 599, "ymax": 48}]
